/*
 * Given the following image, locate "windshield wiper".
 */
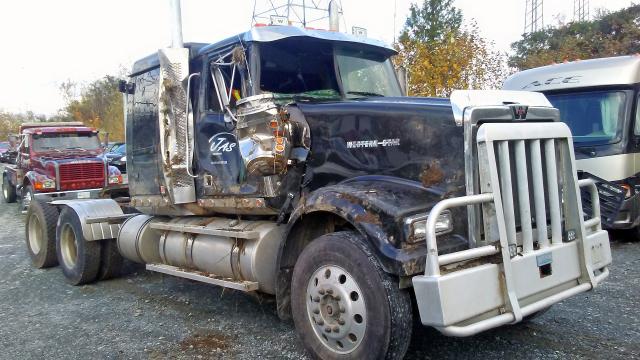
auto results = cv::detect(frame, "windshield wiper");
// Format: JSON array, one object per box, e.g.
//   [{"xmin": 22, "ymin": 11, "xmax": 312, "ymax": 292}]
[
  {"xmin": 347, "ymin": 91, "xmax": 385, "ymax": 97},
  {"xmin": 39, "ymin": 146, "xmax": 61, "ymax": 153}
]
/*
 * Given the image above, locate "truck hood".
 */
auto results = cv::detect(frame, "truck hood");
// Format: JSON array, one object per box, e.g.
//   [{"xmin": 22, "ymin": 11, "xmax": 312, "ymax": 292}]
[{"xmin": 297, "ymin": 97, "xmax": 465, "ymax": 199}]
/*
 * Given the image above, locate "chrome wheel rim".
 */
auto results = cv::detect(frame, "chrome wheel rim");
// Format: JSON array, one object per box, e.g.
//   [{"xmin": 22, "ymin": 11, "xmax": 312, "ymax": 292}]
[
  {"xmin": 60, "ymin": 224, "xmax": 78, "ymax": 268},
  {"xmin": 27, "ymin": 213, "xmax": 43, "ymax": 255},
  {"xmin": 306, "ymin": 265, "xmax": 366, "ymax": 354},
  {"xmin": 23, "ymin": 190, "xmax": 32, "ymax": 210}
]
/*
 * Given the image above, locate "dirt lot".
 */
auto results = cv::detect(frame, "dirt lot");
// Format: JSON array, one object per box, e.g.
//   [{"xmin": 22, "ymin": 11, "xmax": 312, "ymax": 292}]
[{"xmin": 0, "ymin": 198, "xmax": 639, "ymax": 359}]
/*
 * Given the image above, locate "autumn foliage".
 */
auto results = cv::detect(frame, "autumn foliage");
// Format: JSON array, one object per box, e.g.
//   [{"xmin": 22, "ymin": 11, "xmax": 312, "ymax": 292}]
[
  {"xmin": 510, "ymin": 5, "xmax": 640, "ymax": 70},
  {"xmin": 395, "ymin": 0, "xmax": 509, "ymax": 97}
]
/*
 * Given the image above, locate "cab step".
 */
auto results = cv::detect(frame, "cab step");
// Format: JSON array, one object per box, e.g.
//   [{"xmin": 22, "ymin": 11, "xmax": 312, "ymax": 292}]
[{"xmin": 146, "ymin": 264, "xmax": 259, "ymax": 292}]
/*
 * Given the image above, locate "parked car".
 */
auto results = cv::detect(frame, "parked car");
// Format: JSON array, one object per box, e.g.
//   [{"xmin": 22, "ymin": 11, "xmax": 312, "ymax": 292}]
[
  {"xmin": 0, "ymin": 142, "xmax": 12, "ymax": 163},
  {"xmin": 106, "ymin": 143, "xmax": 126, "ymax": 174}
]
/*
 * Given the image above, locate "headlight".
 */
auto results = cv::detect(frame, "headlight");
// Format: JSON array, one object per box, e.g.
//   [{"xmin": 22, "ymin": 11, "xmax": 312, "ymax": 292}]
[
  {"xmin": 404, "ymin": 210, "xmax": 453, "ymax": 244},
  {"xmin": 119, "ymin": 155, "xmax": 126, "ymax": 162},
  {"xmin": 108, "ymin": 175, "xmax": 123, "ymax": 184}
]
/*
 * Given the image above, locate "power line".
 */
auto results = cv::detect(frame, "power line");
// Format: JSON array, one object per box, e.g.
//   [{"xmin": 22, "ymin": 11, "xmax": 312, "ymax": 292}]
[
  {"xmin": 251, "ymin": 0, "xmax": 344, "ymax": 29},
  {"xmin": 524, "ymin": 0, "xmax": 544, "ymax": 34},
  {"xmin": 574, "ymin": 0, "xmax": 590, "ymax": 22}
]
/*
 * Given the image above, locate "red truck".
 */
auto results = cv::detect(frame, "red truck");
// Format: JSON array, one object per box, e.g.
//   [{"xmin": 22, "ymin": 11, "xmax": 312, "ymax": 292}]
[{"xmin": 1, "ymin": 122, "xmax": 126, "ymax": 266}]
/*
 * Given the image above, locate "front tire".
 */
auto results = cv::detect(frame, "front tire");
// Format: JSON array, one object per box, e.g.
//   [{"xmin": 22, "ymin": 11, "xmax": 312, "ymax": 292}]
[
  {"xmin": 56, "ymin": 207, "xmax": 101, "ymax": 285},
  {"xmin": 2, "ymin": 175, "xmax": 17, "ymax": 203},
  {"xmin": 25, "ymin": 199, "xmax": 59, "ymax": 268},
  {"xmin": 291, "ymin": 231, "xmax": 412, "ymax": 360}
]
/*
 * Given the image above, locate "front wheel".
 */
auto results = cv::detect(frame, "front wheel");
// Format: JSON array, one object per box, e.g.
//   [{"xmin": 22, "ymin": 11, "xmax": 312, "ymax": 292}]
[
  {"xmin": 25, "ymin": 199, "xmax": 59, "ymax": 268},
  {"xmin": 20, "ymin": 185, "xmax": 34, "ymax": 212},
  {"xmin": 2, "ymin": 175, "xmax": 17, "ymax": 203},
  {"xmin": 291, "ymin": 231, "xmax": 412, "ymax": 360}
]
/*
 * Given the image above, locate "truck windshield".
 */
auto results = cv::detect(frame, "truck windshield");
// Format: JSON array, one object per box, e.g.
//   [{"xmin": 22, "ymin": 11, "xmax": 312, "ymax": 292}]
[
  {"xmin": 257, "ymin": 40, "xmax": 400, "ymax": 99},
  {"xmin": 546, "ymin": 90, "xmax": 628, "ymax": 145},
  {"xmin": 32, "ymin": 133, "xmax": 101, "ymax": 152},
  {"xmin": 336, "ymin": 48, "xmax": 402, "ymax": 98}
]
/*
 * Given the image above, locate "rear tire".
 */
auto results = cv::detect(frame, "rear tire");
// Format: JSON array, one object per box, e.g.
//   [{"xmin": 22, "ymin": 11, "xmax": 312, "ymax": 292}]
[
  {"xmin": 2, "ymin": 175, "xmax": 17, "ymax": 203},
  {"xmin": 291, "ymin": 231, "xmax": 412, "ymax": 360},
  {"xmin": 56, "ymin": 207, "xmax": 101, "ymax": 285},
  {"xmin": 98, "ymin": 239, "xmax": 124, "ymax": 280},
  {"xmin": 25, "ymin": 199, "xmax": 59, "ymax": 268}
]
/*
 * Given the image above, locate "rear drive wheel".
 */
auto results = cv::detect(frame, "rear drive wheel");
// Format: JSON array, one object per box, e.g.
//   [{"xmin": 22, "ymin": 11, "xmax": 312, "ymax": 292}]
[
  {"xmin": 56, "ymin": 207, "xmax": 101, "ymax": 285},
  {"xmin": 2, "ymin": 175, "xmax": 17, "ymax": 203},
  {"xmin": 98, "ymin": 239, "xmax": 124, "ymax": 280},
  {"xmin": 291, "ymin": 231, "xmax": 412, "ymax": 360},
  {"xmin": 21, "ymin": 185, "xmax": 34, "ymax": 212},
  {"xmin": 25, "ymin": 199, "xmax": 59, "ymax": 268}
]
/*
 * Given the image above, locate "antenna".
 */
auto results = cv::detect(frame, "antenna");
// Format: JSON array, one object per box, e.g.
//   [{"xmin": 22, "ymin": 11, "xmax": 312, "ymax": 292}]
[
  {"xmin": 524, "ymin": 0, "xmax": 544, "ymax": 34},
  {"xmin": 251, "ymin": 0, "xmax": 344, "ymax": 30},
  {"xmin": 573, "ymin": 0, "xmax": 589, "ymax": 22}
]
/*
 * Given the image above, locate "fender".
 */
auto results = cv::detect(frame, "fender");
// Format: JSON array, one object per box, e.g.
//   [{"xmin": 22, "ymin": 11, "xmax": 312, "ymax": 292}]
[
  {"xmin": 296, "ymin": 176, "xmax": 456, "ymax": 271},
  {"xmin": 274, "ymin": 175, "xmax": 464, "ymax": 319}
]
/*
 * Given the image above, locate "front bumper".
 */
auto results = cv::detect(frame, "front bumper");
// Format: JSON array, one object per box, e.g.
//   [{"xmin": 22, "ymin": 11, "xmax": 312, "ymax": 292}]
[
  {"xmin": 607, "ymin": 194, "xmax": 640, "ymax": 230},
  {"xmin": 411, "ymin": 180, "xmax": 612, "ymax": 337},
  {"xmin": 34, "ymin": 188, "xmax": 103, "ymax": 202}
]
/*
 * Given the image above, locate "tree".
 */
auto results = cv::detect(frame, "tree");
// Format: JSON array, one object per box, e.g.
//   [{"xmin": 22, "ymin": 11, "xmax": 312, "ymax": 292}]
[
  {"xmin": 510, "ymin": 5, "xmax": 640, "ymax": 70},
  {"xmin": 395, "ymin": 1, "xmax": 510, "ymax": 97},
  {"xmin": 400, "ymin": 0, "xmax": 462, "ymax": 44},
  {"xmin": 62, "ymin": 76, "xmax": 124, "ymax": 141}
]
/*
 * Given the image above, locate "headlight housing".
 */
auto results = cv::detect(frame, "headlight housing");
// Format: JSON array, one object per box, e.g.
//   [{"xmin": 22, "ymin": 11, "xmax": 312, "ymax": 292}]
[{"xmin": 404, "ymin": 210, "xmax": 453, "ymax": 244}]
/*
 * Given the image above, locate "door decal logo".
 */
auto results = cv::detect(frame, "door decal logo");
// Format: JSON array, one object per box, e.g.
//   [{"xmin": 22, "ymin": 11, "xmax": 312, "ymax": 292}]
[{"xmin": 209, "ymin": 132, "xmax": 237, "ymax": 156}]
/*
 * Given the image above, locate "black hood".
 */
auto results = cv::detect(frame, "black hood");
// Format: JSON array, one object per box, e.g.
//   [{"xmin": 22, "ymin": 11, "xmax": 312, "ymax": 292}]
[{"xmin": 297, "ymin": 97, "xmax": 466, "ymax": 198}]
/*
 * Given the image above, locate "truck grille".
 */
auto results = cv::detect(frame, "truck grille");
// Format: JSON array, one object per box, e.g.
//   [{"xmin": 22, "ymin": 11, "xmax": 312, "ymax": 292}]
[
  {"xmin": 477, "ymin": 122, "xmax": 579, "ymax": 254},
  {"xmin": 59, "ymin": 162, "xmax": 105, "ymax": 190}
]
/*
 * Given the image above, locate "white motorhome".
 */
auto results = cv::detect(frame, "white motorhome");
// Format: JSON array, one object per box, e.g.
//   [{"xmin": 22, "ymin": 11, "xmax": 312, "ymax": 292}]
[{"xmin": 504, "ymin": 55, "xmax": 640, "ymax": 238}]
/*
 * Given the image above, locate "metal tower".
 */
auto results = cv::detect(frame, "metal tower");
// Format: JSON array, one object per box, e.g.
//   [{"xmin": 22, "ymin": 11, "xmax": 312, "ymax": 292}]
[
  {"xmin": 574, "ymin": 0, "xmax": 589, "ymax": 22},
  {"xmin": 251, "ymin": 0, "xmax": 344, "ymax": 30},
  {"xmin": 524, "ymin": 0, "xmax": 544, "ymax": 34}
]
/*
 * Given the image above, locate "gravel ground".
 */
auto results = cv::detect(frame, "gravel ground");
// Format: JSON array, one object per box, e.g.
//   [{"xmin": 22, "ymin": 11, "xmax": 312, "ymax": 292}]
[{"xmin": 0, "ymin": 196, "xmax": 638, "ymax": 359}]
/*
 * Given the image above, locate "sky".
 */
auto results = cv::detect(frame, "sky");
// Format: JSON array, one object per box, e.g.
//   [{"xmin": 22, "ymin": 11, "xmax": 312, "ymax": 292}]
[{"xmin": 0, "ymin": 0, "xmax": 635, "ymax": 115}]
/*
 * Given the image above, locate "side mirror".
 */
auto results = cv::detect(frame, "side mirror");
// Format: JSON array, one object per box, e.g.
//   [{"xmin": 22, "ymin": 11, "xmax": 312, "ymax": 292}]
[
  {"xmin": 118, "ymin": 80, "xmax": 135, "ymax": 94},
  {"xmin": 395, "ymin": 66, "xmax": 409, "ymax": 96}
]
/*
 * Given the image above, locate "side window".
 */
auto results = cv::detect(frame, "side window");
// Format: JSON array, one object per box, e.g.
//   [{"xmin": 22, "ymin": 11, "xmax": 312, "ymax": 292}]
[
  {"xmin": 207, "ymin": 52, "xmax": 245, "ymax": 112},
  {"xmin": 635, "ymin": 95, "xmax": 640, "ymax": 135},
  {"xmin": 22, "ymin": 135, "xmax": 29, "ymax": 151}
]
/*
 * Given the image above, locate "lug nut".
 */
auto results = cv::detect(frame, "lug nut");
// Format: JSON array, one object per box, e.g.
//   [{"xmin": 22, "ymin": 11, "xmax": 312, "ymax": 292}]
[
  {"xmin": 326, "ymin": 289, "xmax": 333, "ymax": 295},
  {"xmin": 339, "ymin": 306, "xmax": 346, "ymax": 313},
  {"xmin": 313, "ymin": 308, "xmax": 320, "ymax": 314},
  {"xmin": 325, "ymin": 326, "xmax": 332, "ymax": 333},
  {"xmin": 332, "ymin": 326, "xmax": 339, "ymax": 333},
  {"xmin": 317, "ymin": 319, "xmax": 324, "ymax": 326},
  {"xmin": 338, "ymin": 319, "xmax": 345, "ymax": 325},
  {"xmin": 313, "ymin": 296, "xmax": 320, "ymax": 302},
  {"xmin": 318, "ymin": 289, "xmax": 325, "ymax": 295},
  {"xmin": 334, "ymin": 295, "xmax": 341, "ymax": 301}
]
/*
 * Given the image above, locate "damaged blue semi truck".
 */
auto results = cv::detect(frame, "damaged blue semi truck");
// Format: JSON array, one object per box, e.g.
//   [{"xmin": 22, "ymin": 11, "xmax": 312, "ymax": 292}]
[{"xmin": 23, "ymin": 2, "xmax": 611, "ymax": 359}]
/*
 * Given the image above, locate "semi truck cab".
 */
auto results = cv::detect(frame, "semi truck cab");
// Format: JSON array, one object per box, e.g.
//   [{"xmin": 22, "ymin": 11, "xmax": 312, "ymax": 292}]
[{"xmin": 23, "ymin": 19, "xmax": 612, "ymax": 360}]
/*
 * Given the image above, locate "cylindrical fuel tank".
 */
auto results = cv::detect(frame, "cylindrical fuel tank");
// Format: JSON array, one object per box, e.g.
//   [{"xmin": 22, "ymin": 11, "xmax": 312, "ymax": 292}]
[
  {"xmin": 117, "ymin": 214, "xmax": 164, "ymax": 264},
  {"xmin": 158, "ymin": 217, "xmax": 285, "ymax": 294},
  {"xmin": 116, "ymin": 215, "xmax": 285, "ymax": 295}
]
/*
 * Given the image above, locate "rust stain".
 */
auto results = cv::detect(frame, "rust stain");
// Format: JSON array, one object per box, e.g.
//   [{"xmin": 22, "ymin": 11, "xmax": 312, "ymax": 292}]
[
  {"xmin": 420, "ymin": 159, "xmax": 444, "ymax": 188},
  {"xmin": 180, "ymin": 332, "xmax": 230, "ymax": 351},
  {"xmin": 353, "ymin": 212, "xmax": 382, "ymax": 225}
]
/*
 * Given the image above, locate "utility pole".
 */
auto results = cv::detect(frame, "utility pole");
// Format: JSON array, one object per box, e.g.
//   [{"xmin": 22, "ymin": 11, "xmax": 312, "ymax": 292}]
[
  {"xmin": 251, "ymin": 0, "xmax": 344, "ymax": 30},
  {"xmin": 524, "ymin": 0, "xmax": 544, "ymax": 34},
  {"xmin": 574, "ymin": 0, "xmax": 589, "ymax": 22}
]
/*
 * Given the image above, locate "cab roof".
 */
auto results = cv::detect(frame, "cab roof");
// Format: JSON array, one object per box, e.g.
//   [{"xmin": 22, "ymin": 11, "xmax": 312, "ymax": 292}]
[
  {"xmin": 131, "ymin": 25, "xmax": 395, "ymax": 76},
  {"xmin": 20, "ymin": 122, "xmax": 96, "ymax": 135},
  {"xmin": 503, "ymin": 55, "xmax": 640, "ymax": 92}
]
